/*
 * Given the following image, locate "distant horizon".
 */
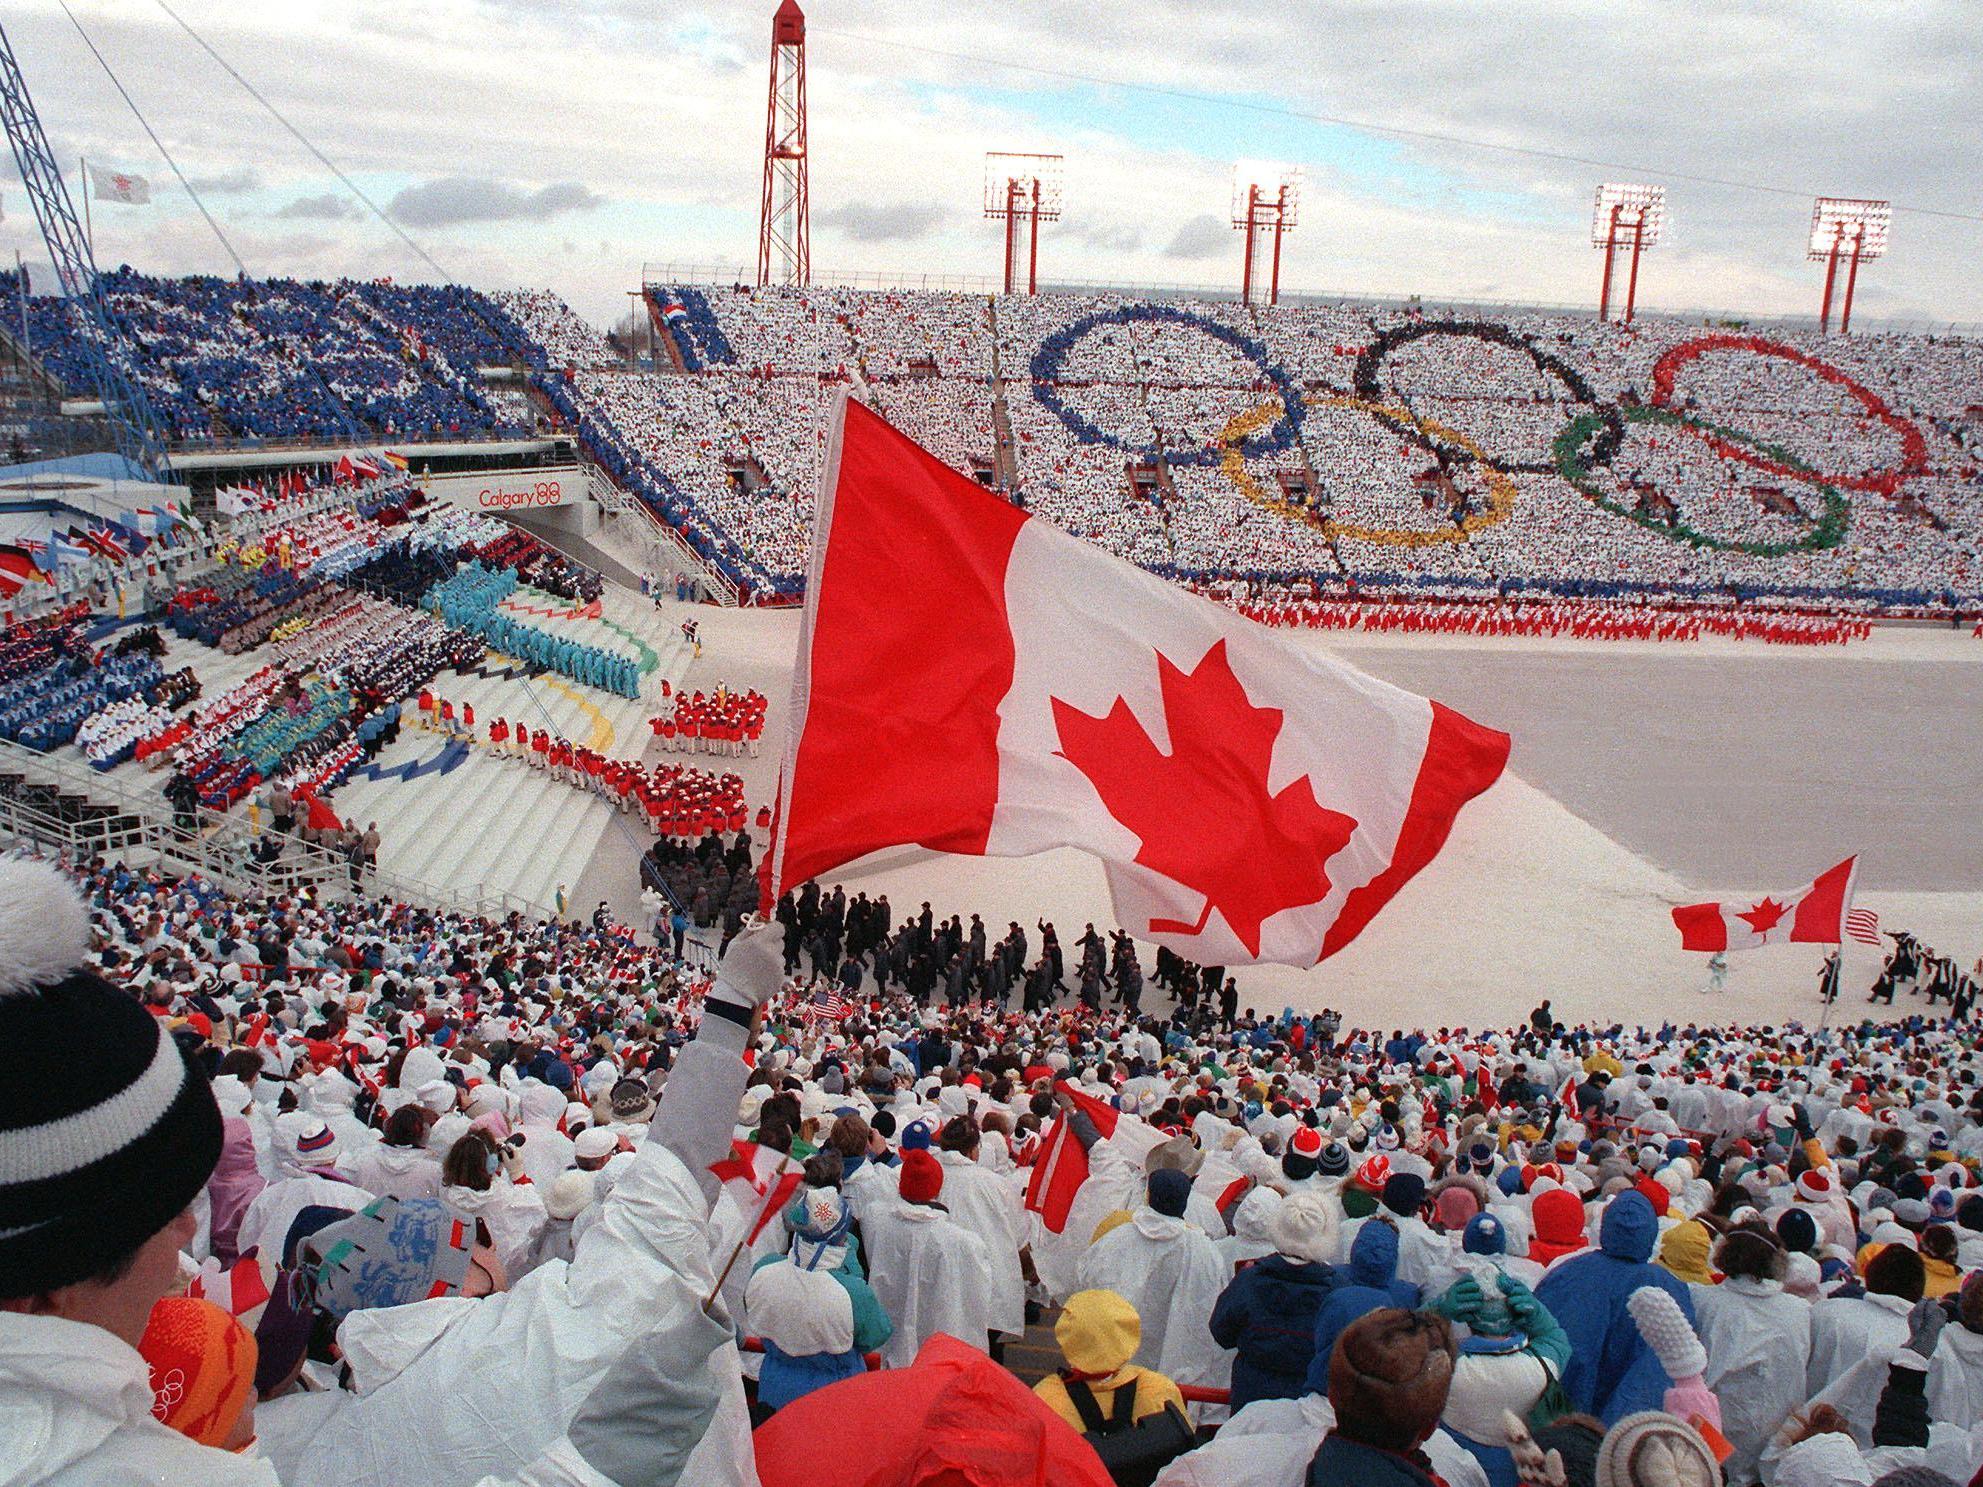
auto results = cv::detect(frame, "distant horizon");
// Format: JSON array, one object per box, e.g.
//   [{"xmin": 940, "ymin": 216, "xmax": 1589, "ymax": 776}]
[{"xmin": 5, "ymin": 2, "xmax": 1978, "ymax": 331}]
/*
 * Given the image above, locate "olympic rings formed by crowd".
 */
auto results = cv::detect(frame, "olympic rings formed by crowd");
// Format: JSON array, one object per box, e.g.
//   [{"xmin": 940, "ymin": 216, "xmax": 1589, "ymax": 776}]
[
  {"xmin": 1028, "ymin": 308, "xmax": 1933, "ymax": 562},
  {"xmin": 1554, "ymin": 405, "xmax": 1853, "ymax": 557},
  {"xmin": 1218, "ymin": 393, "xmax": 1520, "ymax": 548},
  {"xmin": 1027, "ymin": 304, "xmax": 1306, "ymax": 467},
  {"xmin": 1352, "ymin": 318, "xmax": 1620, "ymax": 477},
  {"xmin": 1649, "ymin": 334, "xmax": 1930, "ymax": 496}
]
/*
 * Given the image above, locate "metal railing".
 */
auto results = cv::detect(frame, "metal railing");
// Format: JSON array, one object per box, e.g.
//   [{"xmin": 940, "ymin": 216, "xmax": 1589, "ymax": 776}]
[
  {"xmin": 582, "ymin": 459, "xmax": 741, "ymax": 607},
  {"xmin": 0, "ymin": 734, "xmax": 553, "ymax": 924}
]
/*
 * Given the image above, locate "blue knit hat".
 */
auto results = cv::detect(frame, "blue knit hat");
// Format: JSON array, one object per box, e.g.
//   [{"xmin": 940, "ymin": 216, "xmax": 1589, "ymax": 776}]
[
  {"xmin": 1463, "ymin": 1212, "xmax": 1507, "ymax": 1256},
  {"xmin": 900, "ymin": 1119, "xmax": 933, "ymax": 1151}
]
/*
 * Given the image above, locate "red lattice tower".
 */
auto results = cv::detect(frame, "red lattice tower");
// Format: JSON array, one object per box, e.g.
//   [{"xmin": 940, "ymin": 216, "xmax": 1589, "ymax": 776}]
[
  {"xmin": 1232, "ymin": 161, "xmax": 1301, "ymax": 307},
  {"xmin": 1592, "ymin": 182, "xmax": 1665, "ymax": 324},
  {"xmin": 757, "ymin": 0, "xmax": 810, "ymax": 287},
  {"xmin": 1809, "ymin": 198, "xmax": 1890, "ymax": 336}
]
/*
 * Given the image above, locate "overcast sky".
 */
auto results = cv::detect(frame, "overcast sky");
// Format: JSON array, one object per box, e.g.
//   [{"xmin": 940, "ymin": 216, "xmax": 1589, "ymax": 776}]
[{"xmin": 4, "ymin": 0, "xmax": 1979, "ymax": 328}]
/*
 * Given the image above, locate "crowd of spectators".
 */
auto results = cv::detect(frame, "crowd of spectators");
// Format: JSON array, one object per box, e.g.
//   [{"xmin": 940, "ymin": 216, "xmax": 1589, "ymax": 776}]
[{"xmin": 5, "ymin": 848, "xmax": 1981, "ymax": 1486}]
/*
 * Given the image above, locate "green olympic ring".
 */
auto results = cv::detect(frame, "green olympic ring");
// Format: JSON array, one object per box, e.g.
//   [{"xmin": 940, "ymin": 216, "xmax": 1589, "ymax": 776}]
[{"xmin": 1554, "ymin": 405, "xmax": 1851, "ymax": 558}]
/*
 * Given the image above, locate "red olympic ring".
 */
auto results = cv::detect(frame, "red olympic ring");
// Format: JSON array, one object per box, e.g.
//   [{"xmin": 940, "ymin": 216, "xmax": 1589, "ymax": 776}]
[{"xmin": 1650, "ymin": 335, "xmax": 1928, "ymax": 496}]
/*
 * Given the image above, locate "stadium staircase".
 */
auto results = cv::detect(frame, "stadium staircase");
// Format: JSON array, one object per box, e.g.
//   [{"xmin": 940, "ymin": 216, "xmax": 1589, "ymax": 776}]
[{"xmin": 326, "ymin": 578, "xmax": 693, "ymax": 911}]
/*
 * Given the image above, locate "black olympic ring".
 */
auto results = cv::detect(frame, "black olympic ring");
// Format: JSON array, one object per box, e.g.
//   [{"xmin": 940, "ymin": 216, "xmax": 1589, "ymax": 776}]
[{"xmin": 1353, "ymin": 319, "xmax": 1625, "ymax": 477}]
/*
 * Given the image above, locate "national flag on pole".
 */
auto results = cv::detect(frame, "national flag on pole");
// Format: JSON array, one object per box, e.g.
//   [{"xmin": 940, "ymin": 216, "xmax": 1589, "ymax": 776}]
[
  {"xmin": 764, "ymin": 396, "xmax": 1511, "ymax": 967},
  {"xmin": 1844, "ymin": 907, "xmax": 1881, "ymax": 947},
  {"xmin": 78, "ymin": 525, "xmax": 127, "ymax": 563},
  {"xmin": 216, "ymin": 486, "xmax": 253, "ymax": 517},
  {"xmin": 334, "ymin": 455, "xmax": 356, "ymax": 485},
  {"xmin": 87, "ymin": 164, "xmax": 152, "ymax": 205},
  {"xmin": 351, "ymin": 456, "xmax": 382, "ymax": 481},
  {"xmin": 381, "ymin": 450, "xmax": 410, "ymax": 472},
  {"xmin": 0, "ymin": 544, "xmax": 43, "ymax": 598},
  {"xmin": 1670, "ymin": 855, "xmax": 1859, "ymax": 952},
  {"xmin": 709, "ymin": 1140, "xmax": 802, "ymax": 1244},
  {"xmin": 1023, "ymin": 1084, "xmax": 1120, "ymax": 1235}
]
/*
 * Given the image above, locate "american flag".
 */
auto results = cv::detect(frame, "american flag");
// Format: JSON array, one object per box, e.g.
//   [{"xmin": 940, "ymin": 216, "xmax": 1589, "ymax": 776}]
[
  {"xmin": 802, "ymin": 987, "xmax": 851, "ymax": 1027},
  {"xmin": 1844, "ymin": 908, "xmax": 1882, "ymax": 946}
]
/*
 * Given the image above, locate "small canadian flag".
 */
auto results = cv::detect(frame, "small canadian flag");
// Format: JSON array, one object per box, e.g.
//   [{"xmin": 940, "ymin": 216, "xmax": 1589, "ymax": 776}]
[
  {"xmin": 765, "ymin": 396, "xmax": 1510, "ymax": 968},
  {"xmin": 709, "ymin": 1140, "xmax": 802, "ymax": 1243},
  {"xmin": 1670, "ymin": 855, "xmax": 1858, "ymax": 952}
]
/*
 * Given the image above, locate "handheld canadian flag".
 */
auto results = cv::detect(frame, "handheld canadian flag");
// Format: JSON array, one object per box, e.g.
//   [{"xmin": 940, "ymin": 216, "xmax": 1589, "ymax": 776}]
[
  {"xmin": 765, "ymin": 396, "xmax": 1511, "ymax": 967},
  {"xmin": 1024, "ymin": 1085, "xmax": 1119, "ymax": 1235},
  {"xmin": 710, "ymin": 1139, "xmax": 802, "ymax": 1244},
  {"xmin": 1670, "ymin": 855, "xmax": 1859, "ymax": 952}
]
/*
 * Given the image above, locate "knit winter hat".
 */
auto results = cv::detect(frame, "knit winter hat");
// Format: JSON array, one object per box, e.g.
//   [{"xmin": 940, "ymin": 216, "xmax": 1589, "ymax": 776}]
[
  {"xmin": 1595, "ymin": 1412, "xmax": 1721, "ymax": 1487},
  {"xmin": 0, "ymin": 859, "xmax": 222, "ymax": 1298},
  {"xmin": 898, "ymin": 1148, "xmax": 943, "ymax": 1204},
  {"xmin": 139, "ymin": 1297, "xmax": 258, "ymax": 1449},
  {"xmin": 1270, "ymin": 1189, "xmax": 1340, "ymax": 1264},
  {"xmin": 1462, "ymin": 1213, "xmax": 1507, "ymax": 1256},
  {"xmin": 1316, "ymin": 1140, "xmax": 1350, "ymax": 1178},
  {"xmin": 1147, "ymin": 1167, "xmax": 1192, "ymax": 1219},
  {"xmin": 1383, "ymin": 1172, "xmax": 1427, "ymax": 1217}
]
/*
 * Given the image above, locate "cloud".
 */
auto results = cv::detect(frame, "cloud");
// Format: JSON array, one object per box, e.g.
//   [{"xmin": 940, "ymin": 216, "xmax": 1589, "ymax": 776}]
[
  {"xmin": 816, "ymin": 202, "xmax": 949, "ymax": 243},
  {"xmin": 1067, "ymin": 222, "xmax": 1145, "ymax": 254},
  {"xmin": 1163, "ymin": 213, "xmax": 1228, "ymax": 260},
  {"xmin": 189, "ymin": 167, "xmax": 262, "ymax": 195},
  {"xmin": 387, "ymin": 178, "xmax": 604, "ymax": 228},
  {"xmin": 274, "ymin": 193, "xmax": 363, "ymax": 221}
]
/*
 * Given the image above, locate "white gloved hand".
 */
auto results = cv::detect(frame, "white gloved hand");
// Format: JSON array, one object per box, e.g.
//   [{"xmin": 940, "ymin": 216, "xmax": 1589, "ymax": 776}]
[{"xmin": 710, "ymin": 921, "xmax": 783, "ymax": 1014}]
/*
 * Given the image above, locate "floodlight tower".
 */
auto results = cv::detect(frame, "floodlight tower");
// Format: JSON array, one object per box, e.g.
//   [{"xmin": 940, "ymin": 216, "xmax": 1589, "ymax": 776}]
[
  {"xmin": 983, "ymin": 153, "xmax": 1064, "ymax": 295},
  {"xmin": 756, "ymin": 0, "xmax": 810, "ymax": 287},
  {"xmin": 1592, "ymin": 183, "xmax": 1666, "ymax": 324},
  {"xmin": 1232, "ymin": 161, "xmax": 1302, "ymax": 307},
  {"xmin": 1809, "ymin": 198, "xmax": 1890, "ymax": 335}
]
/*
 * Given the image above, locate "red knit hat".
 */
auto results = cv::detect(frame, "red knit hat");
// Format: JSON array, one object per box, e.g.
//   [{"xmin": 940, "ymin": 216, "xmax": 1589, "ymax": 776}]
[{"xmin": 899, "ymin": 1148, "xmax": 944, "ymax": 1204}]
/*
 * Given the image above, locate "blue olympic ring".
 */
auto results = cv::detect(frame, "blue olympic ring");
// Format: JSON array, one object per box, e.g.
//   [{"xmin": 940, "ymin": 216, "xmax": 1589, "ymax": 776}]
[{"xmin": 1027, "ymin": 304, "xmax": 1306, "ymax": 467}]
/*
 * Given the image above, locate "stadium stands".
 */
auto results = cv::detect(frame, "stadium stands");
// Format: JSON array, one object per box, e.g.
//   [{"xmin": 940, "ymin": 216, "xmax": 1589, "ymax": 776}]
[{"xmin": 16, "ymin": 270, "xmax": 1982, "ymax": 614}]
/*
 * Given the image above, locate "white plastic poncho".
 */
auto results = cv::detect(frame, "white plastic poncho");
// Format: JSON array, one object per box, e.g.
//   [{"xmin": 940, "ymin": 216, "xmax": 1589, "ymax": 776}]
[
  {"xmin": 1690, "ymin": 1275, "xmax": 1812, "ymax": 1483},
  {"xmin": 1075, "ymin": 1209, "xmax": 1229, "ymax": 1388},
  {"xmin": 933, "ymin": 1149, "xmax": 1028, "ymax": 1337},
  {"xmin": 255, "ymin": 1069, "xmax": 757, "ymax": 1487},
  {"xmin": 862, "ymin": 1201, "xmax": 996, "ymax": 1369}
]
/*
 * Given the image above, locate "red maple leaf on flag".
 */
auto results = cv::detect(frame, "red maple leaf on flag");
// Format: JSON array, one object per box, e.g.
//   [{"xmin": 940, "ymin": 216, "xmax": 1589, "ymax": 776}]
[
  {"xmin": 1738, "ymin": 897, "xmax": 1789, "ymax": 935},
  {"xmin": 1051, "ymin": 639, "xmax": 1357, "ymax": 957}
]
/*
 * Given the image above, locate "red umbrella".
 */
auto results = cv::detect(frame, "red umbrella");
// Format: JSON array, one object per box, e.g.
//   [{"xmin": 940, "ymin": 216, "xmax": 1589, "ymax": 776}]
[{"xmin": 753, "ymin": 1334, "xmax": 1114, "ymax": 1487}]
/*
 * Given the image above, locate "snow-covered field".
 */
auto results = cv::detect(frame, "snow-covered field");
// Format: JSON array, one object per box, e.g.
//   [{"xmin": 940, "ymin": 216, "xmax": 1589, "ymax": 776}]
[{"xmin": 594, "ymin": 596, "xmax": 1981, "ymax": 1033}]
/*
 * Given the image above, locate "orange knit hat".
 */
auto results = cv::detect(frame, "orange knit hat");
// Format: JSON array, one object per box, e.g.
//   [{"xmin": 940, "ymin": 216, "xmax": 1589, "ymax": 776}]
[{"xmin": 140, "ymin": 1297, "xmax": 258, "ymax": 1449}]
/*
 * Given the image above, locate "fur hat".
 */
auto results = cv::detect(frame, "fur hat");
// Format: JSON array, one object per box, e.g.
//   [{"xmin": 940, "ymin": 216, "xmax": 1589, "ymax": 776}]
[
  {"xmin": 0, "ymin": 860, "xmax": 222, "ymax": 1298},
  {"xmin": 1326, "ymin": 1308, "xmax": 1456, "ymax": 1452}
]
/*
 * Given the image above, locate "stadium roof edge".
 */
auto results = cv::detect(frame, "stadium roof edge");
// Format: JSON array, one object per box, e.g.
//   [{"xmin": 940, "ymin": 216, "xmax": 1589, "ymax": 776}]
[{"xmin": 167, "ymin": 437, "xmax": 564, "ymax": 472}]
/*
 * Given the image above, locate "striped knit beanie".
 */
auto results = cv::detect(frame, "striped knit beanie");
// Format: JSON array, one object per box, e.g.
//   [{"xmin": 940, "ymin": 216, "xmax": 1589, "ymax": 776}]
[{"xmin": 0, "ymin": 859, "xmax": 222, "ymax": 1297}]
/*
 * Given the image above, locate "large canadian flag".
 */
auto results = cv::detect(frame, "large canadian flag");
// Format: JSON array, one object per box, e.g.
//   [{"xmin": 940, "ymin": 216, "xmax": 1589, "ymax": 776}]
[
  {"xmin": 1670, "ymin": 855, "xmax": 1858, "ymax": 952},
  {"xmin": 766, "ymin": 396, "xmax": 1511, "ymax": 968}
]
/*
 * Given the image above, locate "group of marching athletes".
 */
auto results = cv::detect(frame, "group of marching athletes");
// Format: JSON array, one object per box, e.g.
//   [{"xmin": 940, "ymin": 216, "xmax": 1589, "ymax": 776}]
[{"xmin": 647, "ymin": 681, "xmax": 767, "ymax": 757}]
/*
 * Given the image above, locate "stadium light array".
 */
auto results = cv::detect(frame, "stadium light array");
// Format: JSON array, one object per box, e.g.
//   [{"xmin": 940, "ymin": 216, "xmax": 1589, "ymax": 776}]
[
  {"xmin": 1808, "ymin": 198, "xmax": 1891, "ymax": 335},
  {"xmin": 1591, "ymin": 182, "xmax": 1665, "ymax": 325},
  {"xmin": 1231, "ymin": 161, "xmax": 1302, "ymax": 307}
]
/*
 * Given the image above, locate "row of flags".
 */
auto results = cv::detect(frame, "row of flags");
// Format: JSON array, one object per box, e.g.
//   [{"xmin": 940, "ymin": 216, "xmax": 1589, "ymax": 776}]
[
  {"xmin": 215, "ymin": 452, "xmax": 410, "ymax": 517},
  {"xmin": 0, "ymin": 501, "xmax": 201, "ymax": 596}
]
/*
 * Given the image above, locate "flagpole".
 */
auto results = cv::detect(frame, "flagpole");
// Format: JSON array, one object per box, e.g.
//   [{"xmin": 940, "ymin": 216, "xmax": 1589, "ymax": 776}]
[
  {"xmin": 701, "ymin": 1149, "xmax": 798, "ymax": 1314},
  {"xmin": 80, "ymin": 157, "xmax": 93, "ymax": 263}
]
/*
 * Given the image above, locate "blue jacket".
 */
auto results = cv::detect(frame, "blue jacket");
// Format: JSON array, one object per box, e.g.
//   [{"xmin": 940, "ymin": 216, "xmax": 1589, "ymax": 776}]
[
  {"xmin": 1209, "ymin": 1253, "xmax": 1341, "ymax": 1410},
  {"xmin": 1308, "ymin": 1222, "xmax": 1412, "ymax": 1390},
  {"xmin": 1533, "ymin": 1191, "xmax": 1696, "ymax": 1424}
]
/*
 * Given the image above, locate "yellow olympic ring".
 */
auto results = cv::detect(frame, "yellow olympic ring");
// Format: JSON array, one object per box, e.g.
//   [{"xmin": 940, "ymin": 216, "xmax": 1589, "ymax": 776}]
[{"xmin": 1217, "ymin": 393, "xmax": 1518, "ymax": 548}]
